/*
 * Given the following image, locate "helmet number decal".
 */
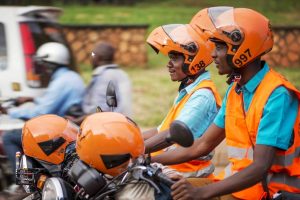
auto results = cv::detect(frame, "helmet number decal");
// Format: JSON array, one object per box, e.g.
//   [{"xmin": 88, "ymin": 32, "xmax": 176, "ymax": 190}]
[
  {"xmin": 191, "ymin": 60, "xmax": 206, "ymax": 72},
  {"xmin": 234, "ymin": 48, "xmax": 252, "ymax": 67}
]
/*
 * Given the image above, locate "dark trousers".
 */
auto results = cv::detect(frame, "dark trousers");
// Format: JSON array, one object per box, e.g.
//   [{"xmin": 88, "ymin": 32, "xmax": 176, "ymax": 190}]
[{"xmin": 2, "ymin": 129, "xmax": 22, "ymax": 173}]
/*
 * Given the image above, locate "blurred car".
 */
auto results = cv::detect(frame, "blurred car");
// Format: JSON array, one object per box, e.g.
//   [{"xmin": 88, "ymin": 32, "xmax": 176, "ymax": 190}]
[{"xmin": 0, "ymin": 6, "xmax": 74, "ymax": 99}]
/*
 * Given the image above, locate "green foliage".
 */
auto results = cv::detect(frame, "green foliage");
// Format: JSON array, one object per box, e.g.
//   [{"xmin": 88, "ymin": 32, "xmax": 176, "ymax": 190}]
[
  {"xmin": 67, "ymin": 1, "xmax": 300, "ymax": 128},
  {"xmin": 58, "ymin": 0, "xmax": 300, "ymax": 28},
  {"xmin": 80, "ymin": 62, "xmax": 300, "ymax": 128}
]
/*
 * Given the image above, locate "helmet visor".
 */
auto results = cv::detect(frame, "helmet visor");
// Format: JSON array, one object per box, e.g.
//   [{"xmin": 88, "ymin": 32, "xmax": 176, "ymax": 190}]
[
  {"xmin": 208, "ymin": 6, "xmax": 235, "ymax": 28},
  {"xmin": 160, "ymin": 24, "xmax": 198, "ymax": 55},
  {"xmin": 208, "ymin": 7, "xmax": 243, "ymax": 45}
]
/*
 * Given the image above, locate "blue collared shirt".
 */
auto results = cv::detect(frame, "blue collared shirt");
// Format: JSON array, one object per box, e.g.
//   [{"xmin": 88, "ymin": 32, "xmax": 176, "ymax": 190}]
[
  {"xmin": 159, "ymin": 71, "xmax": 219, "ymax": 139},
  {"xmin": 8, "ymin": 67, "xmax": 85, "ymax": 119},
  {"xmin": 214, "ymin": 63, "xmax": 298, "ymax": 150}
]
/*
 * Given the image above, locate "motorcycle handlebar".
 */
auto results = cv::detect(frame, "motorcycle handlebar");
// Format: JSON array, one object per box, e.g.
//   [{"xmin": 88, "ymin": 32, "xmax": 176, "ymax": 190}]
[{"xmin": 152, "ymin": 168, "xmax": 175, "ymax": 187}]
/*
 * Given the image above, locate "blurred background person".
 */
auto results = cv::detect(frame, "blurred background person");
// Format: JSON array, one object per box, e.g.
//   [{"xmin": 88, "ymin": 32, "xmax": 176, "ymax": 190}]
[
  {"xmin": 0, "ymin": 42, "xmax": 85, "ymax": 195},
  {"xmin": 66, "ymin": 41, "xmax": 132, "ymax": 124}
]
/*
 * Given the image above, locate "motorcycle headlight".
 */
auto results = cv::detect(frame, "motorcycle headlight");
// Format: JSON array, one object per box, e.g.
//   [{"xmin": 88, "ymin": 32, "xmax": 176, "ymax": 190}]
[
  {"xmin": 16, "ymin": 154, "xmax": 44, "ymax": 193},
  {"xmin": 42, "ymin": 178, "xmax": 74, "ymax": 200}
]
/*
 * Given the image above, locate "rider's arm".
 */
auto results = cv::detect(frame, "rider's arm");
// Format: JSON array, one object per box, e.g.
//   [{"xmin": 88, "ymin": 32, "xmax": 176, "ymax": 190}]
[
  {"xmin": 144, "ymin": 129, "xmax": 170, "ymax": 153},
  {"xmin": 171, "ymin": 144, "xmax": 276, "ymax": 199},
  {"xmin": 172, "ymin": 85, "xmax": 298, "ymax": 199},
  {"xmin": 16, "ymin": 97, "xmax": 34, "ymax": 105},
  {"xmin": 143, "ymin": 128, "xmax": 159, "ymax": 140},
  {"xmin": 151, "ymin": 123, "xmax": 225, "ymax": 165},
  {"xmin": 194, "ymin": 86, "xmax": 298, "ymax": 197},
  {"xmin": 8, "ymin": 69, "xmax": 84, "ymax": 119},
  {"xmin": 146, "ymin": 88, "xmax": 219, "ymax": 156}
]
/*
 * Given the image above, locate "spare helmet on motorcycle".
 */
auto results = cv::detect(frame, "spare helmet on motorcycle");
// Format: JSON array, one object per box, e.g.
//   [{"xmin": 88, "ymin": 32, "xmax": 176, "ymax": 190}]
[
  {"xmin": 35, "ymin": 42, "xmax": 70, "ymax": 65},
  {"xmin": 146, "ymin": 24, "xmax": 214, "ymax": 76},
  {"xmin": 76, "ymin": 112, "xmax": 144, "ymax": 177},
  {"xmin": 207, "ymin": 6, "xmax": 273, "ymax": 68},
  {"xmin": 22, "ymin": 114, "xmax": 78, "ymax": 165}
]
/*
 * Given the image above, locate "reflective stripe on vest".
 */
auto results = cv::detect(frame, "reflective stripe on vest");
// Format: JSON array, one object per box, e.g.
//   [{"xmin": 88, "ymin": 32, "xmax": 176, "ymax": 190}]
[
  {"xmin": 224, "ymin": 163, "xmax": 235, "ymax": 178},
  {"xmin": 226, "ymin": 145, "xmax": 300, "ymax": 173},
  {"xmin": 273, "ymin": 146, "xmax": 300, "ymax": 167},
  {"xmin": 165, "ymin": 145, "xmax": 215, "ymax": 161},
  {"xmin": 154, "ymin": 79, "xmax": 222, "ymax": 174},
  {"xmin": 227, "ymin": 145, "xmax": 254, "ymax": 160},
  {"xmin": 223, "ymin": 69, "xmax": 300, "ymax": 199},
  {"xmin": 269, "ymin": 173, "xmax": 300, "ymax": 190},
  {"xmin": 181, "ymin": 162, "xmax": 215, "ymax": 178}
]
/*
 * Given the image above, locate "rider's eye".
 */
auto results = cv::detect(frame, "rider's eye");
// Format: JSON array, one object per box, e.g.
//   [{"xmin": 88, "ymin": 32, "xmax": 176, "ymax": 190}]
[{"xmin": 170, "ymin": 54, "xmax": 181, "ymax": 60}]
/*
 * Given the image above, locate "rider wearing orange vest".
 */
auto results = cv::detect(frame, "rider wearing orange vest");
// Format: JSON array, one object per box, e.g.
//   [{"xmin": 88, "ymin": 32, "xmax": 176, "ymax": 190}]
[
  {"xmin": 217, "ymin": 68, "xmax": 300, "ymax": 199},
  {"xmin": 154, "ymin": 7, "xmax": 300, "ymax": 200},
  {"xmin": 144, "ymin": 23, "xmax": 222, "ymax": 178}
]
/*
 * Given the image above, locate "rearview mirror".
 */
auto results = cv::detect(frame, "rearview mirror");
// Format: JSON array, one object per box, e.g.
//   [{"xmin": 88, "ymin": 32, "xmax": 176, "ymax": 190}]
[
  {"xmin": 145, "ymin": 120, "xmax": 194, "ymax": 154},
  {"xmin": 106, "ymin": 81, "xmax": 117, "ymax": 109},
  {"xmin": 167, "ymin": 120, "xmax": 194, "ymax": 147}
]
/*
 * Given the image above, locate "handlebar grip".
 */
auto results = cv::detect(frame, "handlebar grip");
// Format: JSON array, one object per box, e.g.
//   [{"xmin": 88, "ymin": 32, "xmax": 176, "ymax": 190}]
[{"xmin": 155, "ymin": 171, "xmax": 175, "ymax": 187}]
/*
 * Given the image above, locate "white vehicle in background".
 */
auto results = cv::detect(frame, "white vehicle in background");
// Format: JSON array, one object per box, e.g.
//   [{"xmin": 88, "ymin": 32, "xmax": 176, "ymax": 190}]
[
  {"xmin": 0, "ymin": 5, "xmax": 74, "ymax": 190},
  {"xmin": 0, "ymin": 5, "xmax": 75, "ymax": 98}
]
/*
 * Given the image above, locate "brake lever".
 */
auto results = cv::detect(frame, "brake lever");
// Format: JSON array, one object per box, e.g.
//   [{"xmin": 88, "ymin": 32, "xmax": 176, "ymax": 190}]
[{"xmin": 139, "ymin": 171, "xmax": 161, "ymax": 194}]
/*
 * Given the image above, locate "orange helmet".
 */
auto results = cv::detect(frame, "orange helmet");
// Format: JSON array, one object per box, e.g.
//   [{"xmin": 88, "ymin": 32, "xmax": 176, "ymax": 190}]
[
  {"xmin": 76, "ymin": 112, "xmax": 144, "ymax": 177},
  {"xmin": 190, "ymin": 8, "xmax": 216, "ymax": 38},
  {"xmin": 146, "ymin": 24, "xmax": 214, "ymax": 76},
  {"xmin": 22, "ymin": 114, "xmax": 78, "ymax": 165},
  {"xmin": 208, "ymin": 6, "xmax": 273, "ymax": 68}
]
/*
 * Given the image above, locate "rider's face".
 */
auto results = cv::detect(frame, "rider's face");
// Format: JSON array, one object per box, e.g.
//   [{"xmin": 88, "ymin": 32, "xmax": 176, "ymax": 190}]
[
  {"xmin": 167, "ymin": 53, "xmax": 187, "ymax": 81},
  {"xmin": 211, "ymin": 42, "xmax": 232, "ymax": 75}
]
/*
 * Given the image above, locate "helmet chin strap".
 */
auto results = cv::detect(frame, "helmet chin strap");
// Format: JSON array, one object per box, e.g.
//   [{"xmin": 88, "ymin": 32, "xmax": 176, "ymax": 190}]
[
  {"xmin": 226, "ymin": 69, "xmax": 242, "ymax": 95},
  {"xmin": 178, "ymin": 76, "xmax": 189, "ymax": 91},
  {"xmin": 226, "ymin": 54, "xmax": 242, "ymax": 85},
  {"xmin": 226, "ymin": 71, "xmax": 241, "ymax": 85},
  {"xmin": 179, "ymin": 62, "xmax": 205, "ymax": 91}
]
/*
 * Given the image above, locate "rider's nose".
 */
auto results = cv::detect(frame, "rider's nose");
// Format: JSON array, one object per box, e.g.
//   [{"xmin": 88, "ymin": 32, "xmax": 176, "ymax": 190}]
[
  {"xmin": 211, "ymin": 48, "xmax": 217, "ymax": 58},
  {"xmin": 167, "ymin": 59, "xmax": 172, "ymax": 68}
]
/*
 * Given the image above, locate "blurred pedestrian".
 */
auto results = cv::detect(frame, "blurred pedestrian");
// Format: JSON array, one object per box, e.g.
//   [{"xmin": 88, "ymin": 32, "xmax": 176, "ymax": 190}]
[
  {"xmin": 0, "ymin": 42, "xmax": 85, "ymax": 195},
  {"xmin": 66, "ymin": 41, "xmax": 132, "ymax": 124}
]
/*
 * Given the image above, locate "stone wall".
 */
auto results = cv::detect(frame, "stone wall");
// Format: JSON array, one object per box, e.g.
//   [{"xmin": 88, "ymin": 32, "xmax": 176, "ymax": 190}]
[
  {"xmin": 62, "ymin": 24, "xmax": 148, "ymax": 67},
  {"xmin": 62, "ymin": 24, "xmax": 300, "ymax": 68},
  {"xmin": 263, "ymin": 26, "xmax": 300, "ymax": 68}
]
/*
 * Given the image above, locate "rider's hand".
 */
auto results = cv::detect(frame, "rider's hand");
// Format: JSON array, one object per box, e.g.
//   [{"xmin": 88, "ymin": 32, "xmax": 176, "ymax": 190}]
[
  {"xmin": 16, "ymin": 97, "xmax": 34, "ymax": 106},
  {"xmin": 161, "ymin": 165, "xmax": 183, "ymax": 181},
  {"xmin": 17, "ymin": 97, "xmax": 34, "ymax": 105},
  {"xmin": 0, "ymin": 106, "xmax": 7, "ymax": 114},
  {"xmin": 168, "ymin": 173, "xmax": 183, "ymax": 181},
  {"xmin": 171, "ymin": 178, "xmax": 200, "ymax": 200},
  {"xmin": 65, "ymin": 115, "xmax": 86, "ymax": 125}
]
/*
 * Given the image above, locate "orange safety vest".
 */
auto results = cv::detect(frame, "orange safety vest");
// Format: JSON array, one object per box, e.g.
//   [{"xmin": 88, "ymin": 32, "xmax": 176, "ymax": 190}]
[
  {"xmin": 215, "ymin": 69, "xmax": 300, "ymax": 199},
  {"xmin": 153, "ymin": 79, "xmax": 222, "ymax": 175}
]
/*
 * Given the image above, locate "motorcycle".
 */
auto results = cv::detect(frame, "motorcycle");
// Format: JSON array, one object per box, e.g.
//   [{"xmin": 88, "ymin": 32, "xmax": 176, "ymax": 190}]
[
  {"xmin": 15, "ymin": 114, "xmax": 79, "ymax": 199},
  {"xmin": 0, "ymin": 98, "xmax": 26, "ymax": 190},
  {"xmin": 15, "ymin": 81, "xmax": 119, "ymax": 199},
  {"xmin": 40, "ymin": 119, "xmax": 194, "ymax": 200}
]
